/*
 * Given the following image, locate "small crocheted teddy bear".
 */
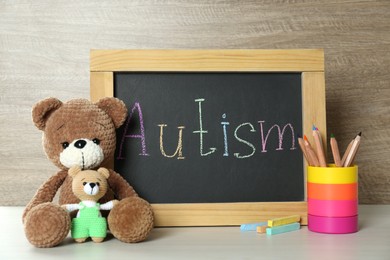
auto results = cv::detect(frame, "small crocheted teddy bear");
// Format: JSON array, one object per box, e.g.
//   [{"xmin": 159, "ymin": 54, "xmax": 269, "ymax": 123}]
[{"xmin": 63, "ymin": 166, "xmax": 118, "ymax": 243}]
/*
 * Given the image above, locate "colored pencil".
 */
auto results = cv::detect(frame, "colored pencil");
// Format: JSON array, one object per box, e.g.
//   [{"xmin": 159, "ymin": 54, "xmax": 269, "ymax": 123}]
[
  {"xmin": 298, "ymin": 135, "xmax": 311, "ymax": 165},
  {"xmin": 303, "ymin": 135, "xmax": 320, "ymax": 167},
  {"xmin": 312, "ymin": 126, "xmax": 327, "ymax": 167},
  {"xmin": 341, "ymin": 139, "xmax": 354, "ymax": 166},
  {"xmin": 343, "ymin": 132, "xmax": 362, "ymax": 167},
  {"xmin": 330, "ymin": 133, "xmax": 342, "ymax": 167}
]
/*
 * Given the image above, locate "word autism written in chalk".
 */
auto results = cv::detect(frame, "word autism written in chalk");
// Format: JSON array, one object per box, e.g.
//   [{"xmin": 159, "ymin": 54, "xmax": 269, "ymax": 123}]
[{"xmin": 117, "ymin": 98, "xmax": 297, "ymax": 160}]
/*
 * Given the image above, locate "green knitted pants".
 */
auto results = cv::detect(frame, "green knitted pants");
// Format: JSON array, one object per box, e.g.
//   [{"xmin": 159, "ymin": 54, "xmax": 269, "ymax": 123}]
[{"xmin": 71, "ymin": 203, "xmax": 107, "ymax": 239}]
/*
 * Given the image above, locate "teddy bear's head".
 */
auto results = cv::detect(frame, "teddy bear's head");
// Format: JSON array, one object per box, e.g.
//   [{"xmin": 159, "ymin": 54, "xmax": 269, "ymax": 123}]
[
  {"xmin": 68, "ymin": 166, "xmax": 110, "ymax": 201},
  {"xmin": 32, "ymin": 97, "xmax": 127, "ymax": 170}
]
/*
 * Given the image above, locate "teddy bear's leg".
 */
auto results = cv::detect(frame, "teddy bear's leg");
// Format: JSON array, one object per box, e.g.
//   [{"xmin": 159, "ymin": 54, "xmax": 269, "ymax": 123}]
[
  {"xmin": 75, "ymin": 238, "xmax": 87, "ymax": 243},
  {"xmin": 91, "ymin": 237, "xmax": 104, "ymax": 243},
  {"xmin": 89, "ymin": 216, "xmax": 107, "ymax": 243},
  {"xmin": 24, "ymin": 202, "xmax": 70, "ymax": 248},
  {"xmin": 74, "ymin": 237, "xmax": 87, "ymax": 243},
  {"xmin": 108, "ymin": 197, "xmax": 154, "ymax": 243}
]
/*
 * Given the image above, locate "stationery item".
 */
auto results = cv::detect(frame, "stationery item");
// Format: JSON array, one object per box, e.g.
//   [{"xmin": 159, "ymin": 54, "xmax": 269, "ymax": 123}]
[
  {"xmin": 308, "ymin": 215, "xmax": 358, "ymax": 234},
  {"xmin": 343, "ymin": 132, "xmax": 362, "ymax": 167},
  {"xmin": 307, "ymin": 182, "xmax": 357, "ymax": 200},
  {"xmin": 341, "ymin": 139, "xmax": 354, "ymax": 166},
  {"xmin": 312, "ymin": 126, "xmax": 327, "ymax": 167},
  {"xmin": 256, "ymin": 225, "xmax": 268, "ymax": 233},
  {"xmin": 307, "ymin": 164, "xmax": 358, "ymax": 184},
  {"xmin": 307, "ymin": 165, "xmax": 358, "ymax": 234},
  {"xmin": 266, "ymin": 222, "xmax": 300, "ymax": 235},
  {"xmin": 301, "ymin": 129, "xmax": 361, "ymax": 169},
  {"xmin": 308, "ymin": 198, "xmax": 358, "ymax": 217},
  {"xmin": 314, "ymin": 126, "xmax": 325, "ymax": 151},
  {"xmin": 330, "ymin": 134, "xmax": 342, "ymax": 167},
  {"xmin": 297, "ymin": 135, "xmax": 311, "ymax": 165},
  {"xmin": 240, "ymin": 222, "xmax": 268, "ymax": 231},
  {"xmin": 303, "ymin": 135, "xmax": 320, "ymax": 167},
  {"xmin": 267, "ymin": 215, "xmax": 301, "ymax": 227}
]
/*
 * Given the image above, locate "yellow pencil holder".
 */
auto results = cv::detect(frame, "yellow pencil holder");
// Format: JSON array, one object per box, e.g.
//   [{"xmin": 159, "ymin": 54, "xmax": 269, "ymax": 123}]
[{"xmin": 307, "ymin": 165, "xmax": 358, "ymax": 234}]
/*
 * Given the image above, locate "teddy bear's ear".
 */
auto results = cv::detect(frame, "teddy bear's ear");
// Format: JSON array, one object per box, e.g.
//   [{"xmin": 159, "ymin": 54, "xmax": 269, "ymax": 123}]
[
  {"xmin": 95, "ymin": 97, "xmax": 127, "ymax": 129},
  {"xmin": 32, "ymin": 98, "xmax": 63, "ymax": 130},
  {"xmin": 68, "ymin": 165, "xmax": 82, "ymax": 178},
  {"xmin": 97, "ymin": 167, "xmax": 110, "ymax": 179}
]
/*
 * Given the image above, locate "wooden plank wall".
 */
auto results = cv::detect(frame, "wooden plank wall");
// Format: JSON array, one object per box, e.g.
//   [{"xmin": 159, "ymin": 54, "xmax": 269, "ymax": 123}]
[{"xmin": 0, "ymin": 0, "xmax": 389, "ymax": 205}]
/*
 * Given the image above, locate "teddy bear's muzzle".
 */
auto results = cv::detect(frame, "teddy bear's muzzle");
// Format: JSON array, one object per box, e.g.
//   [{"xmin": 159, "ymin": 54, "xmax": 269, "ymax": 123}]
[
  {"xmin": 83, "ymin": 182, "xmax": 100, "ymax": 195},
  {"xmin": 59, "ymin": 138, "xmax": 104, "ymax": 170}
]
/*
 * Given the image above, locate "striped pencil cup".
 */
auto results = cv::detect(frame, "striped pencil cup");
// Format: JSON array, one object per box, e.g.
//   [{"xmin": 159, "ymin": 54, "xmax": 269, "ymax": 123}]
[{"xmin": 307, "ymin": 165, "xmax": 358, "ymax": 234}]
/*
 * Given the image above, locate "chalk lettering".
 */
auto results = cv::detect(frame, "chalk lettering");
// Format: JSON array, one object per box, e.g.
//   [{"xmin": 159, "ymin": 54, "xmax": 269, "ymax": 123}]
[
  {"xmin": 158, "ymin": 124, "xmax": 185, "ymax": 159},
  {"xmin": 117, "ymin": 102, "xmax": 149, "ymax": 159},
  {"xmin": 117, "ymin": 99, "xmax": 298, "ymax": 160},
  {"xmin": 258, "ymin": 121, "xmax": 296, "ymax": 152},
  {"xmin": 221, "ymin": 113, "xmax": 230, "ymax": 157},
  {"xmin": 193, "ymin": 98, "xmax": 217, "ymax": 156},
  {"xmin": 234, "ymin": 122, "xmax": 256, "ymax": 159}
]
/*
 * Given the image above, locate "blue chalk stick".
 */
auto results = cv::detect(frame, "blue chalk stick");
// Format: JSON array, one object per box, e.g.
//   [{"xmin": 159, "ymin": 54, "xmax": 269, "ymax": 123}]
[
  {"xmin": 266, "ymin": 222, "xmax": 300, "ymax": 235},
  {"xmin": 240, "ymin": 222, "xmax": 267, "ymax": 231}
]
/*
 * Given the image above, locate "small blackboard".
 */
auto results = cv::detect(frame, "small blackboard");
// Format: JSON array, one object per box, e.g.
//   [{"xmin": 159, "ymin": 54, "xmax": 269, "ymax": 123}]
[
  {"xmin": 90, "ymin": 49, "xmax": 326, "ymax": 226},
  {"xmin": 114, "ymin": 72, "xmax": 303, "ymax": 203}
]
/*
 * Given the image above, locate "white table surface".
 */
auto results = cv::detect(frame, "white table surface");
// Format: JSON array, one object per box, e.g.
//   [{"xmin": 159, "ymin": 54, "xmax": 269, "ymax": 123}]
[{"xmin": 1, "ymin": 205, "xmax": 389, "ymax": 260}]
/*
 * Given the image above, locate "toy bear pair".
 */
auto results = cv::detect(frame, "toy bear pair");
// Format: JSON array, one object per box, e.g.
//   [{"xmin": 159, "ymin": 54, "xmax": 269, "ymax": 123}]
[{"xmin": 23, "ymin": 97, "xmax": 154, "ymax": 247}]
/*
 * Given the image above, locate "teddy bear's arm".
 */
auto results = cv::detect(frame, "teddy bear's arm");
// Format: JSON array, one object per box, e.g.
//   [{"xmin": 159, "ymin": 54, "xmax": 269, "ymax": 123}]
[
  {"xmin": 63, "ymin": 203, "xmax": 80, "ymax": 212},
  {"xmin": 22, "ymin": 170, "xmax": 68, "ymax": 222},
  {"xmin": 107, "ymin": 169, "xmax": 138, "ymax": 200},
  {"xmin": 100, "ymin": 200, "xmax": 116, "ymax": 210}
]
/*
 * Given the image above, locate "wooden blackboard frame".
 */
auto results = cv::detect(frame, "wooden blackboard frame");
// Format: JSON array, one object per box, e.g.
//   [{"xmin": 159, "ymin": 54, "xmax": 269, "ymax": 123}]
[{"xmin": 90, "ymin": 49, "xmax": 326, "ymax": 226}]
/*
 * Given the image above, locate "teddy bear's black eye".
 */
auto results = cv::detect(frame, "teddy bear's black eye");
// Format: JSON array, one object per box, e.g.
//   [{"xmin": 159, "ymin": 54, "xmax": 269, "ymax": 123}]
[
  {"xmin": 92, "ymin": 138, "xmax": 100, "ymax": 145},
  {"xmin": 96, "ymin": 182, "xmax": 100, "ymax": 186},
  {"xmin": 83, "ymin": 182, "xmax": 87, "ymax": 186},
  {"xmin": 62, "ymin": 142, "xmax": 69, "ymax": 149}
]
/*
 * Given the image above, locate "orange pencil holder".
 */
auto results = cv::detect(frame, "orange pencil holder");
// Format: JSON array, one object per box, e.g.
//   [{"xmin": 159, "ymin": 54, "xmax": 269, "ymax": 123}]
[{"xmin": 307, "ymin": 165, "xmax": 358, "ymax": 234}]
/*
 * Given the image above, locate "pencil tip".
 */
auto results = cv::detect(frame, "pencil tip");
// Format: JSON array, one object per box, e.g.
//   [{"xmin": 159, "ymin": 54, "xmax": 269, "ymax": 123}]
[
  {"xmin": 358, "ymin": 132, "xmax": 362, "ymax": 136},
  {"xmin": 304, "ymin": 135, "xmax": 308, "ymax": 141},
  {"xmin": 330, "ymin": 133, "xmax": 335, "ymax": 138},
  {"xmin": 312, "ymin": 125, "xmax": 316, "ymax": 130},
  {"xmin": 297, "ymin": 133, "xmax": 301, "ymax": 138}
]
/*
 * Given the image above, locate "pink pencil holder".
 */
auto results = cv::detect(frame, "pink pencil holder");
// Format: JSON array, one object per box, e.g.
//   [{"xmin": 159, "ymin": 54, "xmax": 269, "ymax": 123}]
[{"xmin": 307, "ymin": 165, "xmax": 358, "ymax": 234}]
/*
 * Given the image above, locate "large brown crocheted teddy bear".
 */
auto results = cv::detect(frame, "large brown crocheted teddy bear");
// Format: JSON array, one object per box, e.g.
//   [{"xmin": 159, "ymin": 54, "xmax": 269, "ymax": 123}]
[{"xmin": 23, "ymin": 97, "xmax": 154, "ymax": 248}]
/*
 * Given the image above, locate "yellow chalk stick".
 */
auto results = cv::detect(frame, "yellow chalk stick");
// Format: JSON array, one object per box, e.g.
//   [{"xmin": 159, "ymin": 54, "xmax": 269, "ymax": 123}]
[
  {"xmin": 256, "ymin": 225, "xmax": 268, "ymax": 233},
  {"xmin": 267, "ymin": 215, "xmax": 301, "ymax": 227}
]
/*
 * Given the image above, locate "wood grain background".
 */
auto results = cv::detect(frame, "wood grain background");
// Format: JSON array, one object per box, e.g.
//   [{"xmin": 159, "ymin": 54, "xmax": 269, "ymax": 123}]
[{"xmin": 0, "ymin": 0, "xmax": 389, "ymax": 205}]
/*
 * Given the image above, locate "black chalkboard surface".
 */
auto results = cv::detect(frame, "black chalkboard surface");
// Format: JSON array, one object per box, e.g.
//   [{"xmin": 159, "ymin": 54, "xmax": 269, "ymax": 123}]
[
  {"xmin": 90, "ymin": 49, "xmax": 326, "ymax": 226},
  {"xmin": 114, "ymin": 72, "xmax": 303, "ymax": 204}
]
